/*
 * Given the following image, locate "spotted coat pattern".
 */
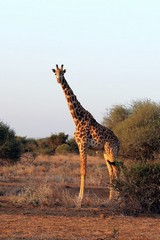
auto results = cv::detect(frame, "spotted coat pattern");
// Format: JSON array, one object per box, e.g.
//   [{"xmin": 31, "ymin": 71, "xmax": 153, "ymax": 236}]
[{"xmin": 52, "ymin": 64, "xmax": 120, "ymax": 201}]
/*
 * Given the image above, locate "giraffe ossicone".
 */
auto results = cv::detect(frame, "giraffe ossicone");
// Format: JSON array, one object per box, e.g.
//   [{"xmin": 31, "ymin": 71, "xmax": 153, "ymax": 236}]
[{"xmin": 52, "ymin": 64, "xmax": 121, "ymax": 204}]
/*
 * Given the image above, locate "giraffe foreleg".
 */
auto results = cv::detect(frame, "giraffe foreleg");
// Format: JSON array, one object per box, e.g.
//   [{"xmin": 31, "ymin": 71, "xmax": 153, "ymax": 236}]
[{"xmin": 78, "ymin": 143, "xmax": 87, "ymax": 203}]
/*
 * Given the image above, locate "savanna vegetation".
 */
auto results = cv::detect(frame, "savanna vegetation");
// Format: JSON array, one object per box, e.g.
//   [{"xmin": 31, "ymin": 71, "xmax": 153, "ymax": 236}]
[
  {"xmin": 113, "ymin": 162, "xmax": 160, "ymax": 214},
  {"xmin": 1, "ymin": 99, "xmax": 160, "ymax": 161},
  {"xmin": 0, "ymin": 121, "xmax": 21, "ymax": 161},
  {"xmin": 103, "ymin": 99, "xmax": 160, "ymax": 160},
  {"xmin": 1, "ymin": 155, "xmax": 159, "ymax": 240},
  {"xmin": 0, "ymin": 99, "xmax": 160, "ymax": 215}
]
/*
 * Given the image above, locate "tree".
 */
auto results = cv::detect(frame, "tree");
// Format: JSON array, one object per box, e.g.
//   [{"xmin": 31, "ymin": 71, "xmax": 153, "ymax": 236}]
[
  {"xmin": 0, "ymin": 121, "xmax": 21, "ymax": 161},
  {"xmin": 103, "ymin": 100, "xmax": 160, "ymax": 160},
  {"xmin": 103, "ymin": 105, "xmax": 130, "ymax": 129}
]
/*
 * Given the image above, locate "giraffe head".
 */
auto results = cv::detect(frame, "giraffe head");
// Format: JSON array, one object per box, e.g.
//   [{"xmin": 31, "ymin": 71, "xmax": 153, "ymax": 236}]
[{"xmin": 52, "ymin": 64, "xmax": 66, "ymax": 83}]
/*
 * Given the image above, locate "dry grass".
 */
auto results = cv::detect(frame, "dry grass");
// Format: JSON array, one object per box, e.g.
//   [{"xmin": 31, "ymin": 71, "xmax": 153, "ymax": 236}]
[
  {"xmin": 0, "ymin": 156, "xmax": 160, "ymax": 240},
  {"xmin": 14, "ymin": 182, "xmax": 53, "ymax": 206},
  {"xmin": 0, "ymin": 154, "xmax": 113, "ymax": 208},
  {"xmin": 2, "ymin": 154, "xmax": 157, "ymax": 211}
]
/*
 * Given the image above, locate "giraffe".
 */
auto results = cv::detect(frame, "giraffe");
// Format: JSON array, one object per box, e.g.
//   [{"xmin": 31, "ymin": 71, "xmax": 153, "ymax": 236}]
[{"xmin": 52, "ymin": 64, "xmax": 120, "ymax": 203}]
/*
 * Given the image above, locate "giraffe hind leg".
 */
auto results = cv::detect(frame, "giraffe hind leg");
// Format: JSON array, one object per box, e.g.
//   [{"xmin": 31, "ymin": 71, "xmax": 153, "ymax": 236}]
[
  {"xmin": 104, "ymin": 144, "xmax": 119, "ymax": 200},
  {"xmin": 104, "ymin": 153, "xmax": 114, "ymax": 200}
]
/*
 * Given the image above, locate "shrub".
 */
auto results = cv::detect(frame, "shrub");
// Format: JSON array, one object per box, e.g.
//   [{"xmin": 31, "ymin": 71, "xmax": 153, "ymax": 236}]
[
  {"xmin": 0, "ymin": 121, "xmax": 21, "ymax": 161},
  {"xmin": 37, "ymin": 138, "xmax": 52, "ymax": 155},
  {"xmin": 17, "ymin": 137, "xmax": 38, "ymax": 154},
  {"xmin": 103, "ymin": 100, "xmax": 160, "ymax": 160},
  {"xmin": 38, "ymin": 132, "xmax": 69, "ymax": 155},
  {"xmin": 49, "ymin": 132, "xmax": 68, "ymax": 152},
  {"xmin": 67, "ymin": 138, "xmax": 79, "ymax": 153},
  {"xmin": 114, "ymin": 162, "xmax": 160, "ymax": 214},
  {"xmin": 17, "ymin": 183, "xmax": 53, "ymax": 206},
  {"xmin": 55, "ymin": 144, "xmax": 71, "ymax": 155}
]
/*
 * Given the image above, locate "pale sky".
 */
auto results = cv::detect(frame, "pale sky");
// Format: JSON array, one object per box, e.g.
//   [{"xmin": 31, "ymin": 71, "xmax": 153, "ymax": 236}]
[{"xmin": 0, "ymin": 0, "xmax": 160, "ymax": 138}]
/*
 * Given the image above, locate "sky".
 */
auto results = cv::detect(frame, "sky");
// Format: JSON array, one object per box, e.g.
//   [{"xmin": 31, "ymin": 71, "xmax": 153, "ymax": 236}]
[{"xmin": 0, "ymin": 0, "xmax": 160, "ymax": 138}]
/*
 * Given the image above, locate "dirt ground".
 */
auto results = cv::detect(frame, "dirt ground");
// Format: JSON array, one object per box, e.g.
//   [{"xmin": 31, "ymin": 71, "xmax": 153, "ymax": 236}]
[
  {"xmin": 0, "ymin": 155, "xmax": 160, "ymax": 240},
  {"xmin": 0, "ymin": 195, "xmax": 160, "ymax": 240}
]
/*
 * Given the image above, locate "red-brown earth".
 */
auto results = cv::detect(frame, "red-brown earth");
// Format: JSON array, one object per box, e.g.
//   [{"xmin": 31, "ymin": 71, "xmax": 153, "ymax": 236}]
[{"xmin": 0, "ymin": 155, "xmax": 159, "ymax": 240}]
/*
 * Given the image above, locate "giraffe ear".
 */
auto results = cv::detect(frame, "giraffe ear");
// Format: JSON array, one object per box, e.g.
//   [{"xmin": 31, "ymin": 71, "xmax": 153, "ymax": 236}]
[
  {"xmin": 63, "ymin": 69, "xmax": 66, "ymax": 73},
  {"xmin": 52, "ymin": 69, "xmax": 56, "ymax": 73}
]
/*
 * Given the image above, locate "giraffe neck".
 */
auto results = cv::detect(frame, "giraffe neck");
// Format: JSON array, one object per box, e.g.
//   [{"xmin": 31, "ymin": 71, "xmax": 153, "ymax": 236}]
[{"xmin": 59, "ymin": 76, "xmax": 85, "ymax": 126}]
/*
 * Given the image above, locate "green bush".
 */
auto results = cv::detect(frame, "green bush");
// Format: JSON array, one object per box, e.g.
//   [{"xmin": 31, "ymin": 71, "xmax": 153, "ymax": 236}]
[
  {"xmin": 103, "ymin": 100, "xmax": 160, "ymax": 160},
  {"xmin": 17, "ymin": 137, "xmax": 38, "ymax": 154},
  {"xmin": 38, "ymin": 132, "xmax": 69, "ymax": 155},
  {"xmin": 0, "ymin": 121, "xmax": 21, "ymax": 161},
  {"xmin": 114, "ymin": 162, "xmax": 160, "ymax": 214},
  {"xmin": 67, "ymin": 138, "xmax": 79, "ymax": 153},
  {"xmin": 103, "ymin": 104, "xmax": 130, "ymax": 129},
  {"xmin": 49, "ymin": 132, "xmax": 68, "ymax": 152},
  {"xmin": 55, "ymin": 144, "xmax": 71, "ymax": 155}
]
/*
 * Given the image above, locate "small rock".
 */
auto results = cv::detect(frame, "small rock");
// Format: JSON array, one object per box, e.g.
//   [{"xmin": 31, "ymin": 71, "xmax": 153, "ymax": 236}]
[{"xmin": 99, "ymin": 213, "xmax": 106, "ymax": 219}]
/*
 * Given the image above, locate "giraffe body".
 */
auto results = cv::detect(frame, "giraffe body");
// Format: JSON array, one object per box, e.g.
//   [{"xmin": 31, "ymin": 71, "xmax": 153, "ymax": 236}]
[{"xmin": 52, "ymin": 65, "xmax": 120, "ymax": 203}]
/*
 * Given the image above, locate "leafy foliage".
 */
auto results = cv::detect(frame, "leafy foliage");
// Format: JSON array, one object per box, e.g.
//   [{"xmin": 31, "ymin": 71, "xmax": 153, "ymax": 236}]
[
  {"xmin": 67, "ymin": 138, "xmax": 79, "ymax": 153},
  {"xmin": 103, "ymin": 104, "xmax": 130, "ymax": 129},
  {"xmin": 103, "ymin": 100, "xmax": 160, "ymax": 160},
  {"xmin": 49, "ymin": 132, "xmax": 68, "ymax": 151},
  {"xmin": 38, "ymin": 132, "xmax": 69, "ymax": 155},
  {"xmin": 18, "ymin": 133, "xmax": 78, "ymax": 156},
  {"xmin": 0, "ymin": 121, "xmax": 21, "ymax": 161},
  {"xmin": 114, "ymin": 162, "xmax": 160, "ymax": 214},
  {"xmin": 55, "ymin": 143, "xmax": 71, "ymax": 155},
  {"xmin": 17, "ymin": 137, "xmax": 38, "ymax": 153}
]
